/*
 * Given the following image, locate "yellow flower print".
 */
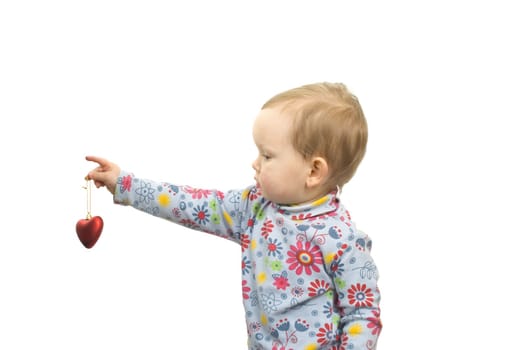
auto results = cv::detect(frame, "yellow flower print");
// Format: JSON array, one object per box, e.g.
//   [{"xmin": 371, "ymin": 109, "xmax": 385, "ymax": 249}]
[
  {"xmin": 257, "ymin": 272, "xmax": 266, "ymax": 285},
  {"xmin": 260, "ymin": 313, "xmax": 268, "ymax": 326},
  {"xmin": 304, "ymin": 344, "xmax": 318, "ymax": 350},
  {"xmin": 349, "ymin": 323, "xmax": 363, "ymax": 337},
  {"xmin": 157, "ymin": 193, "xmax": 170, "ymax": 207},
  {"xmin": 324, "ymin": 252, "xmax": 336, "ymax": 265}
]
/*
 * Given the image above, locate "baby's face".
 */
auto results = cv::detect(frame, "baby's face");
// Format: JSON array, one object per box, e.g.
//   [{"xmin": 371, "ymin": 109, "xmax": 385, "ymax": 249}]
[{"xmin": 252, "ymin": 107, "xmax": 311, "ymax": 205}]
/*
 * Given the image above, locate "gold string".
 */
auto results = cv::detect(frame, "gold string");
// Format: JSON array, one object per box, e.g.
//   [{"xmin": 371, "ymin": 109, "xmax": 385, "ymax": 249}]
[{"xmin": 83, "ymin": 177, "xmax": 92, "ymax": 219}]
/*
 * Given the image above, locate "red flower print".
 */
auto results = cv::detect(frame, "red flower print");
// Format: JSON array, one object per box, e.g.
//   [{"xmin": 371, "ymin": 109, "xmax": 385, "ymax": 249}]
[
  {"xmin": 309, "ymin": 211, "xmax": 338, "ymax": 221},
  {"xmin": 344, "ymin": 209, "xmax": 351, "ymax": 221},
  {"xmin": 291, "ymin": 213, "xmax": 313, "ymax": 221},
  {"xmin": 120, "ymin": 175, "xmax": 132, "ymax": 192},
  {"xmin": 242, "ymin": 279, "xmax": 251, "ymax": 300},
  {"xmin": 308, "ymin": 279, "xmax": 331, "ymax": 297},
  {"xmin": 316, "ymin": 323, "xmax": 335, "ymax": 346},
  {"xmin": 183, "ymin": 186, "xmax": 212, "ymax": 199},
  {"xmin": 248, "ymin": 322, "xmax": 261, "ymax": 336},
  {"xmin": 240, "ymin": 233, "xmax": 250, "ymax": 251},
  {"xmin": 286, "ymin": 241, "xmax": 323, "ymax": 276},
  {"xmin": 177, "ymin": 219, "xmax": 199, "ymax": 230},
  {"xmin": 249, "ymin": 187, "xmax": 261, "ymax": 200},
  {"xmin": 340, "ymin": 333, "xmax": 349, "ymax": 348},
  {"xmin": 347, "ymin": 283, "xmax": 374, "ymax": 308},
  {"xmin": 261, "ymin": 219, "xmax": 274, "ymax": 239},
  {"xmin": 291, "ymin": 286, "xmax": 304, "ymax": 298},
  {"xmin": 171, "ymin": 207, "xmax": 181, "ymax": 218},
  {"xmin": 367, "ymin": 310, "xmax": 382, "ymax": 335},
  {"xmin": 272, "ymin": 275, "xmax": 290, "ymax": 290}
]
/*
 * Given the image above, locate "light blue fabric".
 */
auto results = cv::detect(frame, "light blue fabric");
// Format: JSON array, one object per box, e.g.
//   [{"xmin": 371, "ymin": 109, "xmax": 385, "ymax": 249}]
[{"xmin": 114, "ymin": 171, "xmax": 381, "ymax": 349}]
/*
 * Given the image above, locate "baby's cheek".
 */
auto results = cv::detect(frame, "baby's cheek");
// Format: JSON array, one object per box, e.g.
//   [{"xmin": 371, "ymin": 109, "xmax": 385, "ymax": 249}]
[
  {"xmin": 259, "ymin": 175, "xmax": 277, "ymax": 198},
  {"xmin": 259, "ymin": 175, "xmax": 271, "ymax": 192}
]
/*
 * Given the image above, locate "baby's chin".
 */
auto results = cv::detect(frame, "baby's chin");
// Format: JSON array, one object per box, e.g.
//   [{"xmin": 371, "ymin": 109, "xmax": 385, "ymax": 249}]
[
  {"xmin": 255, "ymin": 184, "xmax": 271, "ymax": 200},
  {"xmin": 255, "ymin": 183, "xmax": 294, "ymax": 204}
]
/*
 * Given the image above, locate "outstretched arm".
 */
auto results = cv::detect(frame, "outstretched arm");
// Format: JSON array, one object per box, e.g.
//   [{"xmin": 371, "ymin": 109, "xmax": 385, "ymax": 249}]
[
  {"xmin": 111, "ymin": 170, "xmax": 254, "ymax": 244},
  {"xmin": 85, "ymin": 156, "xmax": 254, "ymax": 244}
]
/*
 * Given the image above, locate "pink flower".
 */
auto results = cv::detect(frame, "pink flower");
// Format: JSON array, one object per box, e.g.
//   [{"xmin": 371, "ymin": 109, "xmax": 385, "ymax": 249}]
[
  {"xmin": 308, "ymin": 279, "xmax": 331, "ymax": 297},
  {"xmin": 183, "ymin": 186, "xmax": 212, "ymax": 199},
  {"xmin": 286, "ymin": 241, "xmax": 323, "ymax": 276},
  {"xmin": 240, "ymin": 233, "xmax": 250, "ymax": 251},
  {"xmin": 242, "ymin": 279, "xmax": 251, "ymax": 300},
  {"xmin": 120, "ymin": 175, "xmax": 132, "ymax": 192},
  {"xmin": 367, "ymin": 309, "xmax": 382, "ymax": 335},
  {"xmin": 261, "ymin": 219, "xmax": 274, "ymax": 239},
  {"xmin": 249, "ymin": 187, "xmax": 262, "ymax": 201},
  {"xmin": 273, "ymin": 275, "xmax": 290, "ymax": 290},
  {"xmin": 291, "ymin": 213, "xmax": 313, "ymax": 221},
  {"xmin": 316, "ymin": 323, "xmax": 335, "ymax": 346},
  {"xmin": 347, "ymin": 283, "xmax": 374, "ymax": 308}
]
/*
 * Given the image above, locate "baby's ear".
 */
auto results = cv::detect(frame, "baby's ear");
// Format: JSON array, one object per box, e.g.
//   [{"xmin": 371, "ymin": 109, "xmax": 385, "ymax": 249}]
[{"xmin": 306, "ymin": 156, "xmax": 329, "ymax": 188}]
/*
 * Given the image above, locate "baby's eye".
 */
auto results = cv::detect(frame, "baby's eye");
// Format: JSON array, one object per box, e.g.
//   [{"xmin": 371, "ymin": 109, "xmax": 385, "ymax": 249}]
[{"xmin": 262, "ymin": 154, "xmax": 271, "ymax": 160}]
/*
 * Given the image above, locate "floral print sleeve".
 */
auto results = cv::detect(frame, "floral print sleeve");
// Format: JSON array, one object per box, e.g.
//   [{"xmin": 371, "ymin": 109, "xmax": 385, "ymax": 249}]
[{"xmin": 113, "ymin": 171, "xmax": 250, "ymax": 243}]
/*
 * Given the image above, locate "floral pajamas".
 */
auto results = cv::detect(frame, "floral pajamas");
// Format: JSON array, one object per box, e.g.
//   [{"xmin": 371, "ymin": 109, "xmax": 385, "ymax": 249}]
[{"xmin": 114, "ymin": 171, "xmax": 381, "ymax": 349}]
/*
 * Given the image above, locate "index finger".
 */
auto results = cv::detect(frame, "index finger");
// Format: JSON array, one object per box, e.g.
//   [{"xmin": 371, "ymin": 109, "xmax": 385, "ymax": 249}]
[{"xmin": 85, "ymin": 155, "xmax": 110, "ymax": 167}]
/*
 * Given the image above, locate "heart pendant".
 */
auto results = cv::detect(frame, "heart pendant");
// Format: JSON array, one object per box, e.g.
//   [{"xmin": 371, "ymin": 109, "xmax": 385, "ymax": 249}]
[{"xmin": 76, "ymin": 216, "xmax": 104, "ymax": 249}]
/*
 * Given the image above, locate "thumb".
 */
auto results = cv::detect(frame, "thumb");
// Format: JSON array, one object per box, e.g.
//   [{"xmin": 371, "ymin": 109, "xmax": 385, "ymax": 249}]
[{"xmin": 87, "ymin": 171, "xmax": 107, "ymax": 188}]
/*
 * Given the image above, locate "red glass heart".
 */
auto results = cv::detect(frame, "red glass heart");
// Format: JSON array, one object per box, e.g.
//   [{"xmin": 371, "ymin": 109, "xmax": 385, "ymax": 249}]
[{"xmin": 76, "ymin": 216, "xmax": 104, "ymax": 249}]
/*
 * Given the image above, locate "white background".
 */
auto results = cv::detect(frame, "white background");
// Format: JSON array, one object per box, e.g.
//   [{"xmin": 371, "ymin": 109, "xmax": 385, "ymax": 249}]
[{"xmin": 1, "ymin": 1, "xmax": 525, "ymax": 349}]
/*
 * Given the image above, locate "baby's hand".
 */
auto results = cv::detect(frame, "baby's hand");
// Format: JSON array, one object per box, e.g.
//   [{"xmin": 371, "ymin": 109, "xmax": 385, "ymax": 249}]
[{"xmin": 85, "ymin": 156, "xmax": 121, "ymax": 195}]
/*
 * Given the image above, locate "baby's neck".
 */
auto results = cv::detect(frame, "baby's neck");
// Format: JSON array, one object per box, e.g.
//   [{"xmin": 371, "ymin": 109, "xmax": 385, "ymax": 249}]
[{"xmin": 287, "ymin": 186, "xmax": 338, "ymax": 206}]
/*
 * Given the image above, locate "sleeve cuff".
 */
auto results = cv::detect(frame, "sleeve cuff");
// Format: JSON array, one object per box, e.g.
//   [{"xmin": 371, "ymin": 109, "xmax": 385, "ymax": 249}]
[{"xmin": 113, "ymin": 170, "xmax": 134, "ymax": 205}]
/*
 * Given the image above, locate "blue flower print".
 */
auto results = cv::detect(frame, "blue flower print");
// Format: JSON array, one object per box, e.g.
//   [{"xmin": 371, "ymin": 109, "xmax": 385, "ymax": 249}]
[
  {"xmin": 311, "ymin": 222, "xmax": 326, "ymax": 230},
  {"xmin": 135, "ymin": 181, "xmax": 155, "ymax": 204},
  {"xmin": 352, "ymin": 260, "xmax": 378, "ymax": 280},
  {"xmin": 296, "ymin": 224, "xmax": 310, "ymax": 232},
  {"xmin": 328, "ymin": 226, "xmax": 343, "ymax": 239},
  {"xmin": 294, "ymin": 319, "xmax": 309, "ymax": 332},
  {"xmin": 322, "ymin": 301, "xmax": 333, "ymax": 319},
  {"xmin": 266, "ymin": 237, "xmax": 283, "ymax": 257},
  {"xmin": 241, "ymin": 255, "xmax": 252, "ymax": 275},
  {"xmin": 330, "ymin": 260, "xmax": 345, "ymax": 277},
  {"xmin": 260, "ymin": 292, "xmax": 283, "ymax": 313},
  {"xmin": 229, "ymin": 191, "xmax": 241, "ymax": 211},
  {"xmin": 250, "ymin": 290, "xmax": 259, "ymax": 307},
  {"xmin": 192, "ymin": 203, "xmax": 210, "ymax": 225}
]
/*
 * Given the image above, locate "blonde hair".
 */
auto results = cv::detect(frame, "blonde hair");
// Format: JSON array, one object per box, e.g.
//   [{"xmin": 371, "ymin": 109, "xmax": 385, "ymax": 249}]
[{"xmin": 261, "ymin": 82, "xmax": 368, "ymax": 189}]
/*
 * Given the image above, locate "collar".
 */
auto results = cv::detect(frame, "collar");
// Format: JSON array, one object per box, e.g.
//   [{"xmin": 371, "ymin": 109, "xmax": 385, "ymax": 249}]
[{"xmin": 275, "ymin": 189, "xmax": 340, "ymax": 219}]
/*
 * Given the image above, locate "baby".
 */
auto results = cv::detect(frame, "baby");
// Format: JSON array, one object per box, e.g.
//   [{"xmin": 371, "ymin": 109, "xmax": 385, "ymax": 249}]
[{"xmin": 87, "ymin": 82, "xmax": 381, "ymax": 349}]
